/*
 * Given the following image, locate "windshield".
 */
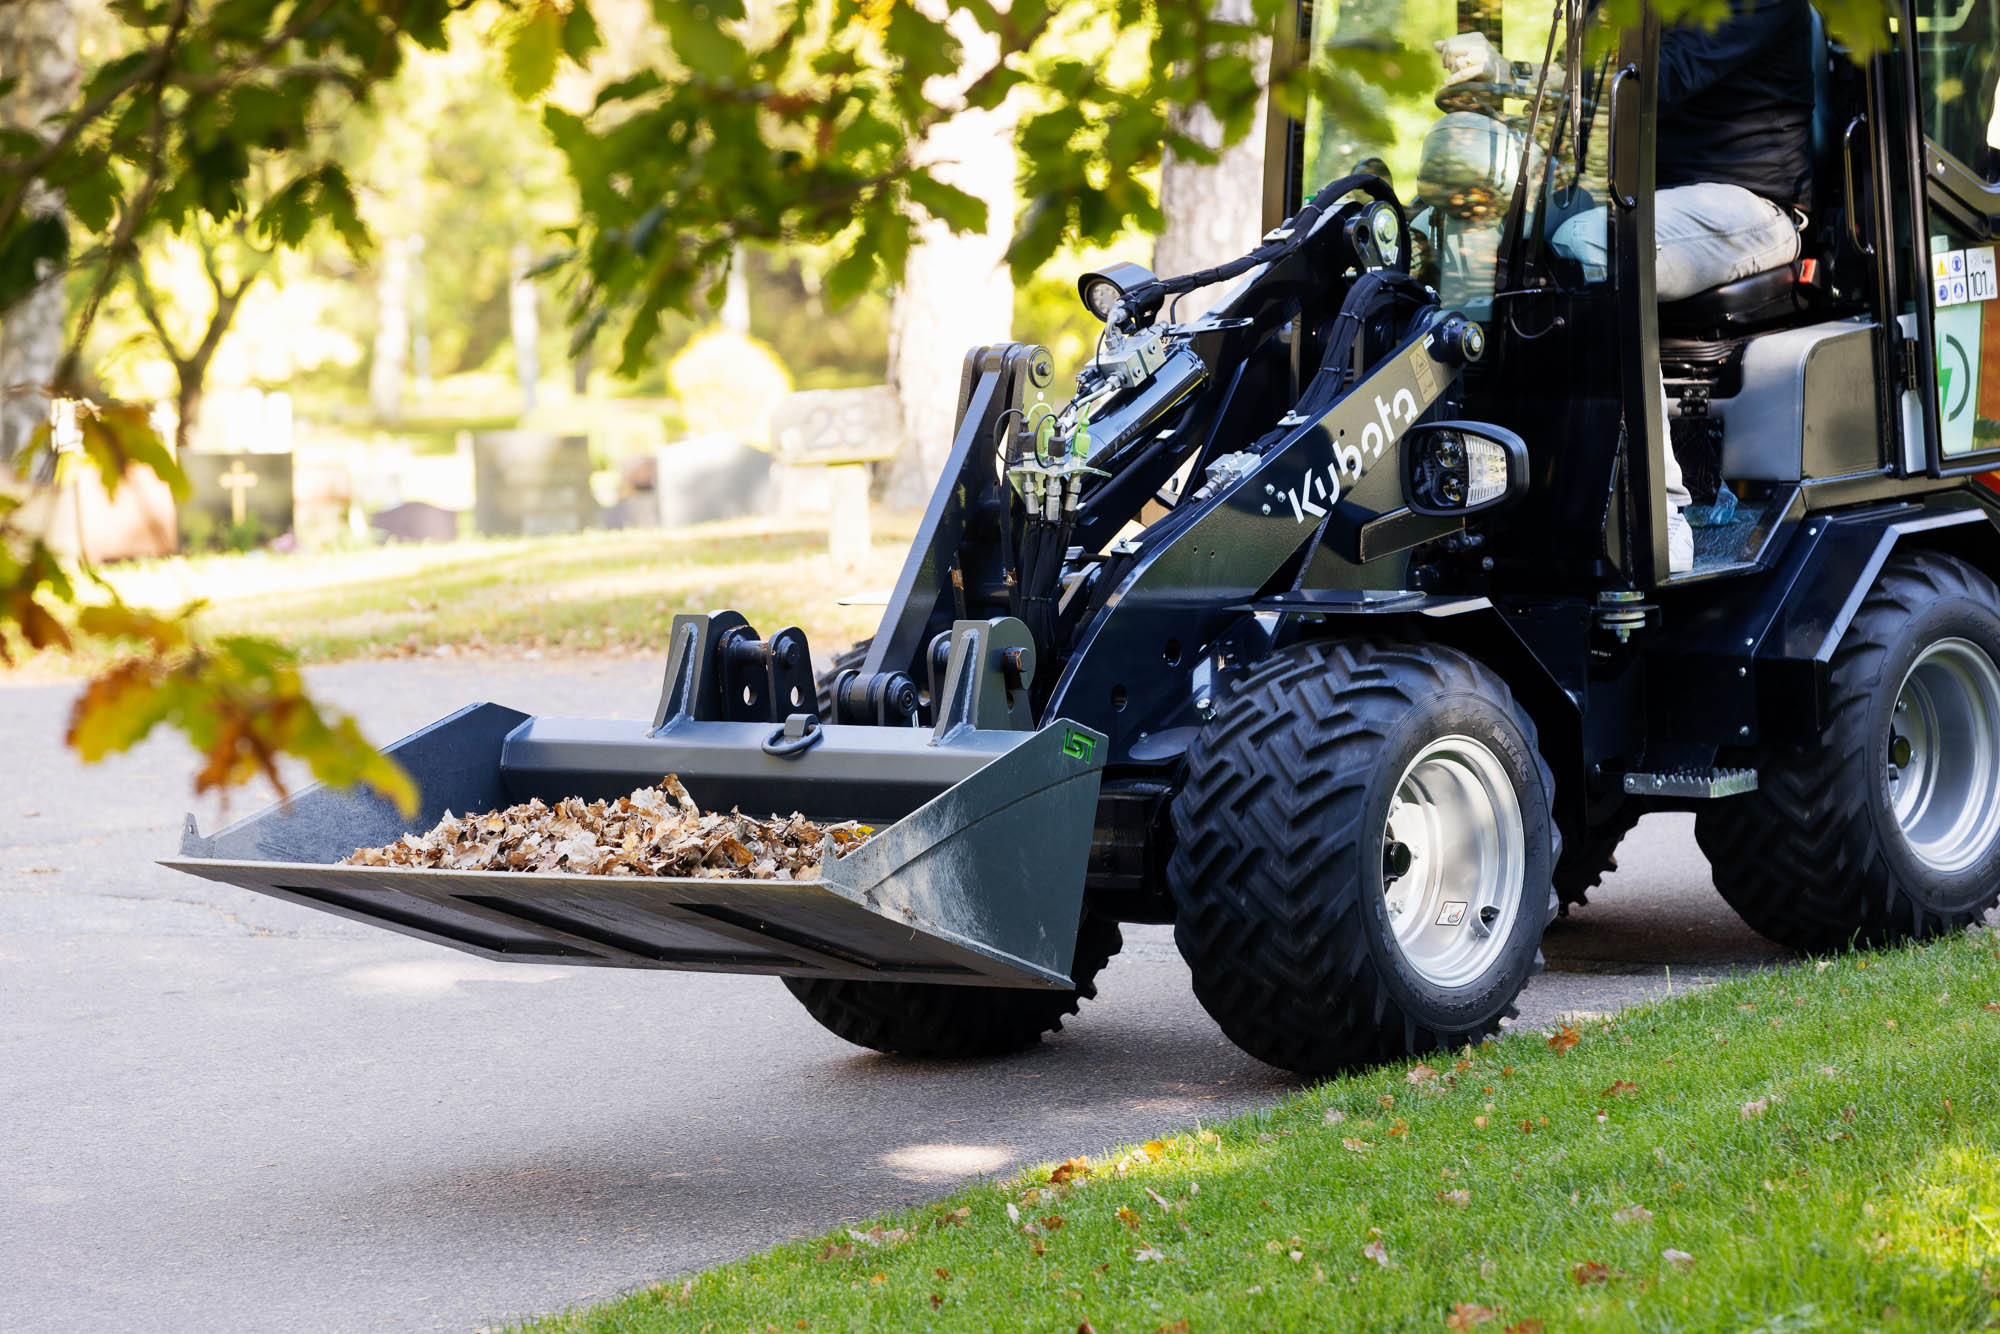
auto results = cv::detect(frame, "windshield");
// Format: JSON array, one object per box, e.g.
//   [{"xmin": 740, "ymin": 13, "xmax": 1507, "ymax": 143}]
[{"xmin": 1303, "ymin": 0, "xmax": 1612, "ymax": 319}]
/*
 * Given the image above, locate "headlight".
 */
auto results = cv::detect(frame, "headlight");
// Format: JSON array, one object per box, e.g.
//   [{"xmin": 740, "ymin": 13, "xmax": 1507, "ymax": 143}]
[
  {"xmin": 1075, "ymin": 261, "xmax": 1162, "ymax": 327},
  {"xmin": 1403, "ymin": 421, "xmax": 1529, "ymax": 517}
]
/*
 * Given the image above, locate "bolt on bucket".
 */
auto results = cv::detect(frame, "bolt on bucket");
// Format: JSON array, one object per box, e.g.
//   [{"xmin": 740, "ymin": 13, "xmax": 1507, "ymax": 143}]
[{"xmin": 163, "ymin": 615, "xmax": 1107, "ymax": 990}]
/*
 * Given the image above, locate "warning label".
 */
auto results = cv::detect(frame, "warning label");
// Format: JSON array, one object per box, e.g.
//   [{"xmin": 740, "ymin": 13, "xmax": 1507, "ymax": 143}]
[{"xmin": 1936, "ymin": 247, "xmax": 1999, "ymax": 307}]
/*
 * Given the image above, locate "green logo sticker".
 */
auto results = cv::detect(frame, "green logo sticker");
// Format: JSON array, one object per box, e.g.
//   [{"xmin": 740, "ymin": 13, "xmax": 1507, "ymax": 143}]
[{"xmin": 1062, "ymin": 729, "xmax": 1098, "ymax": 763}]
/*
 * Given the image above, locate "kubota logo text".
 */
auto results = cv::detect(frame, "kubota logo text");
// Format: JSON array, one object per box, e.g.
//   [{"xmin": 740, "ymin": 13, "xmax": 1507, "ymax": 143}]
[{"xmin": 1285, "ymin": 387, "xmax": 1419, "ymax": 523}]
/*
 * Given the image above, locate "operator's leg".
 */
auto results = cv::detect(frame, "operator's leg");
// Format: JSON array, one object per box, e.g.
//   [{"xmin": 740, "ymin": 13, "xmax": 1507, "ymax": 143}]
[
  {"xmin": 1548, "ymin": 183, "xmax": 1799, "ymax": 297},
  {"xmin": 1549, "ymin": 185, "xmax": 1797, "ymax": 574}
]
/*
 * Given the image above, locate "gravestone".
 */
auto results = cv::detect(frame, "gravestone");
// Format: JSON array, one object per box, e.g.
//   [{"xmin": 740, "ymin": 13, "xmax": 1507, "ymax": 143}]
[
  {"xmin": 180, "ymin": 452, "xmax": 294, "ymax": 549},
  {"xmin": 371, "ymin": 501, "xmax": 461, "ymax": 543},
  {"xmin": 768, "ymin": 387, "xmax": 903, "ymax": 564},
  {"xmin": 471, "ymin": 431, "xmax": 597, "ymax": 536},
  {"xmin": 648, "ymin": 432, "xmax": 776, "ymax": 529}
]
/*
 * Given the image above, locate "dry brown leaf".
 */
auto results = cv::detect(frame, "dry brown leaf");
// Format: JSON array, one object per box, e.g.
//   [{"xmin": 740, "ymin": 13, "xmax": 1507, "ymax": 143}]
[
  {"xmin": 1662, "ymin": 1248, "xmax": 1697, "ymax": 1271},
  {"xmin": 1116, "ymin": 1206, "xmax": 1142, "ymax": 1231},
  {"xmin": 1437, "ymin": 1188, "xmax": 1472, "ymax": 1207},
  {"xmin": 1548, "ymin": 1025, "xmax": 1581, "ymax": 1054},
  {"xmin": 1341, "ymin": 1137, "xmax": 1374, "ymax": 1153},
  {"xmin": 1570, "ymin": 1260, "xmax": 1623, "ymax": 1285},
  {"xmin": 1602, "ymin": 1080, "xmax": 1640, "ymax": 1098},
  {"xmin": 1741, "ymin": 1097, "xmax": 1771, "ymax": 1121},
  {"xmin": 1324, "ymin": 1108, "xmax": 1347, "ymax": 1125},
  {"xmin": 1446, "ymin": 1303, "xmax": 1499, "ymax": 1329},
  {"xmin": 342, "ymin": 776, "xmax": 870, "ymax": 880},
  {"xmin": 1408, "ymin": 1063, "xmax": 1439, "ymax": 1085},
  {"xmin": 1049, "ymin": 1158, "xmax": 1091, "ymax": 1186},
  {"xmin": 1362, "ymin": 1239, "xmax": 1391, "ymax": 1267},
  {"xmin": 1040, "ymin": 1214, "xmax": 1065, "ymax": 1231},
  {"xmin": 1612, "ymin": 1205, "xmax": 1654, "ymax": 1225},
  {"xmin": 1153, "ymin": 1322, "xmax": 1190, "ymax": 1334},
  {"xmin": 1504, "ymin": 1322, "xmax": 1546, "ymax": 1334}
]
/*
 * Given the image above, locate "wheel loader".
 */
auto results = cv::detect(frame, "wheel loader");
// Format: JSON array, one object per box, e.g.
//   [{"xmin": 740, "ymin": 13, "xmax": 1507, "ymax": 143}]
[{"xmin": 169, "ymin": 0, "xmax": 2000, "ymax": 1076}]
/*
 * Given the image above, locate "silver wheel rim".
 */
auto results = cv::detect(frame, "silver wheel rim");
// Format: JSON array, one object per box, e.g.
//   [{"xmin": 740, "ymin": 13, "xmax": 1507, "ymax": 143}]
[
  {"xmin": 1888, "ymin": 637, "xmax": 2000, "ymax": 874},
  {"xmin": 1380, "ymin": 735, "xmax": 1526, "ymax": 989}
]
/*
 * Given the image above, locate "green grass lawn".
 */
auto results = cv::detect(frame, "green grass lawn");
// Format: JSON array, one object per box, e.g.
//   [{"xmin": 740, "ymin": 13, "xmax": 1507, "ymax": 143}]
[
  {"xmin": 25, "ymin": 515, "xmax": 913, "ymax": 673},
  {"xmin": 524, "ymin": 930, "xmax": 2000, "ymax": 1334}
]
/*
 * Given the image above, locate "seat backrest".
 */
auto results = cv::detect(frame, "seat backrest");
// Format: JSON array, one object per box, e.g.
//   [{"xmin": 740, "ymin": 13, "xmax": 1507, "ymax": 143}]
[{"xmin": 1809, "ymin": 6, "xmax": 1835, "ymax": 192}]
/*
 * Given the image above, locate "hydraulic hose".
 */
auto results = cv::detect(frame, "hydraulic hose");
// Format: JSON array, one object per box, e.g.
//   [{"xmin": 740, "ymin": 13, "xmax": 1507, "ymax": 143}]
[{"xmin": 1115, "ymin": 172, "xmax": 1410, "ymax": 320}]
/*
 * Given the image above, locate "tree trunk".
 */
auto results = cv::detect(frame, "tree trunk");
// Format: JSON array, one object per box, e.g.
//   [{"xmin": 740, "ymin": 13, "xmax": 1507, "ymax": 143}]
[
  {"xmin": 0, "ymin": 0, "xmax": 80, "ymax": 473},
  {"xmin": 1152, "ymin": 0, "xmax": 1270, "ymax": 314},
  {"xmin": 881, "ymin": 9, "xmax": 1018, "ymax": 509},
  {"xmin": 370, "ymin": 236, "xmax": 411, "ymax": 422},
  {"xmin": 509, "ymin": 241, "xmax": 539, "ymax": 415}
]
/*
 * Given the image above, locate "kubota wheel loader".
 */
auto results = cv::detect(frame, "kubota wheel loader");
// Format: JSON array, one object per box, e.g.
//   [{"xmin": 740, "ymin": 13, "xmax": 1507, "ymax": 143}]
[{"xmin": 170, "ymin": 0, "xmax": 2000, "ymax": 1076}]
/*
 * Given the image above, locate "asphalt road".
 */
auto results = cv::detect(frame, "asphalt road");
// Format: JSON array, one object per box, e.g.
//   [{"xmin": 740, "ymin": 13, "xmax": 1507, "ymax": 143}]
[{"xmin": 2, "ymin": 657, "xmax": 1785, "ymax": 1333}]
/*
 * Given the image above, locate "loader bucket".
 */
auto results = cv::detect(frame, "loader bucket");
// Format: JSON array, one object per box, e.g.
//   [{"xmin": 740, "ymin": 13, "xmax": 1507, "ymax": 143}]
[{"xmin": 164, "ymin": 699, "xmax": 1107, "ymax": 990}]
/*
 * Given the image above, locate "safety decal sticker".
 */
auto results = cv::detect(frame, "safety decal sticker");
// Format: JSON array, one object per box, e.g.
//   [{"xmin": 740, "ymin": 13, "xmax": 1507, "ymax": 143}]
[
  {"xmin": 1435, "ymin": 902, "xmax": 1467, "ymax": 927},
  {"xmin": 1935, "ymin": 246, "xmax": 1997, "ymax": 307}
]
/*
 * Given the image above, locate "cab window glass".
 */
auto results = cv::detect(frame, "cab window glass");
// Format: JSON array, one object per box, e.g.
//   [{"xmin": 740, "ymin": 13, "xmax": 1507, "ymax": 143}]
[
  {"xmin": 1303, "ymin": 0, "xmax": 1613, "ymax": 319},
  {"xmin": 1915, "ymin": 0, "xmax": 2000, "ymax": 180}
]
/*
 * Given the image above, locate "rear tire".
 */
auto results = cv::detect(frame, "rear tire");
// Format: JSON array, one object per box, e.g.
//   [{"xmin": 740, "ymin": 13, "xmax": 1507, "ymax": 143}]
[
  {"xmin": 782, "ymin": 915, "xmax": 1122, "ymax": 1058},
  {"xmin": 1695, "ymin": 550, "xmax": 2000, "ymax": 952},
  {"xmin": 1167, "ymin": 640, "xmax": 1558, "ymax": 1076}
]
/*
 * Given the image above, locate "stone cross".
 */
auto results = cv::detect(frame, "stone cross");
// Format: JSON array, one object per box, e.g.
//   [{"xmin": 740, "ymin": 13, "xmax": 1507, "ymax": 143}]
[{"xmin": 219, "ymin": 458, "xmax": 259, "ymax": 525}]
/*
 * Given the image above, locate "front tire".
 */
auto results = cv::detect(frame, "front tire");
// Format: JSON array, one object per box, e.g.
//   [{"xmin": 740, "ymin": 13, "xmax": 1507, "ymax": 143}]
[
  {"xmin": 1696, "ymin": 550, "xmax": 2000, "ymax": 952},
  {"xmin": 782, "ymin": 915, "xmax": 1122, "ymax": 1058},
  {"xmin": 1167, "ymin": 641, "xmax": 1558, "ymax": 1075}
]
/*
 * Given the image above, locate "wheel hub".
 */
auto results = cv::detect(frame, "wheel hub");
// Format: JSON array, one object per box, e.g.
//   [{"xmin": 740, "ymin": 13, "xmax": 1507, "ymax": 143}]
[
  {"xmin": 1887, "ymin": 637, "xmax": 2000, "ymax": 874},
  {"xmin": 1380, "ymin": 735, "xmax": 1527, "ymax": 989}
]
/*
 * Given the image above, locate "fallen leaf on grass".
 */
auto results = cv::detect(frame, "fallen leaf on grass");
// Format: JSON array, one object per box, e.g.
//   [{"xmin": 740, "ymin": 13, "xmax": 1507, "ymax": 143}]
[
  {"xmin": 1984, "ymin": 1002, "xmax": 2000, "ymax": 1013},
  {"xmin": 1662, "ymin": 1248, "xmax": 1697, "ymax": 1271},
  {"xmin": 1504, "ymin": 1322, "xmax": 1545, "ymax": 1334},
  {"xmin": 1437, "ymin": 1188, "xmax": 1472, "ymax": 1207},
  {"xmin": 1049, "ymin": 1158, "xmax": 1091, "ymax": 1185},
  {"xmin": 1571, "ymin": 1260, "xmax": 1625, "ymax": 1284},
  {"xmin": 933, "ymin": 1206, "xmax": 971, "ymax": 1229},
  {"xmin": 1005, "ymin": 1203, "xmax": 1020, "ymax": 1225},
  {"xmin": 1116, "ymin": 1207, "xmax": 1142, "ymax": 1231},
  {"xmin": 1135, "ymin": 1244, "xmax": 1168, "ymax": 1263},
  {"xmin": 1153, "ymin": 1322, "xmax": 1189, "ymax": 1334},
  {"xmin": 1342, "ymin": 1137, "xmax": 1374, "ymax": 1153},
  {"xmin": 1602, "ymin": 1080, "xmax": 1639, "ymax": 1098},
  {"xmin": 1142, "ymin": 1139, "xmax": 1168, "ymax": 1160},
  {"xmin": 1741, "ymin": 1097, "xmax": 1771, "ymax": 1121},
  {"xmin": 1040, "ymin": 1215, "xmax": 1065, "ymax": 1231},
  {"xmin": 1612, "ymin": 1205, "xmax": 1654, "ymax": 1225},
  {"xmin": 1077, "ymin": 1322, "xmax": 1097, "ymax": 1334},
  {"xmin": 1362, "ymin": 1240, "xmax": 1391, "ymax": 1267},
  {"xmin": 1446, "ymin": 1304, "xmax": 1499, "ymax": 1329},
  {"xmin": 818, "ymin": 1243, "xmax": 853, "ymax": 1261},
  {"xmin": 1144, "ymin": 1187, "xmax": 1176, "ymax": 1213},
  {"xmin": 1548, "ymin": 1025, "xmax": 1580, "ymax": 1054},
  {"xmin": 1324, "ymin": 1108, "xmax": 1347, "ymax": 1125},
  {"xmin": 1408, "ymin": 1063, "xmax": 1439, "ymax": 1085}
]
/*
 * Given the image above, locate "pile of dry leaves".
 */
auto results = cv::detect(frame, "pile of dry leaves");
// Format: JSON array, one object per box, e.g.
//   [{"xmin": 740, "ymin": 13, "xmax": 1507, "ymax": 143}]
[{"xmin": 341, "ymin": 774, "xmax": 872, "ymax": 880}]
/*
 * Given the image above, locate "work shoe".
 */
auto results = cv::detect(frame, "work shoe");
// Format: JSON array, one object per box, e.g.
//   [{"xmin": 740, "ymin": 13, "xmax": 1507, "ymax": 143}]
[{"xmin": 1667, "ymin": 506, "xmax": 1695, "ymax": 574}]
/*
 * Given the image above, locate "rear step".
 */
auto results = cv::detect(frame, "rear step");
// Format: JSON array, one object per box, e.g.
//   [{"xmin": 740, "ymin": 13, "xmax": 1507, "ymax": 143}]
[
  {"xmin": 163, "ymin": 615, "xmax": 1107, "ymax": 990},
  {"xmin": 1621, "ymin": 767, "xmax": 1759, "ymax": 798}
]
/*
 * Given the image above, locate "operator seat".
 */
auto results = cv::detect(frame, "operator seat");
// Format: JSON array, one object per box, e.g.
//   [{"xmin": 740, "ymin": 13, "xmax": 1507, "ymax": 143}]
[{"xmin": 1657, "ymin": 6, "xmax": 1839, "ymax": 337}]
